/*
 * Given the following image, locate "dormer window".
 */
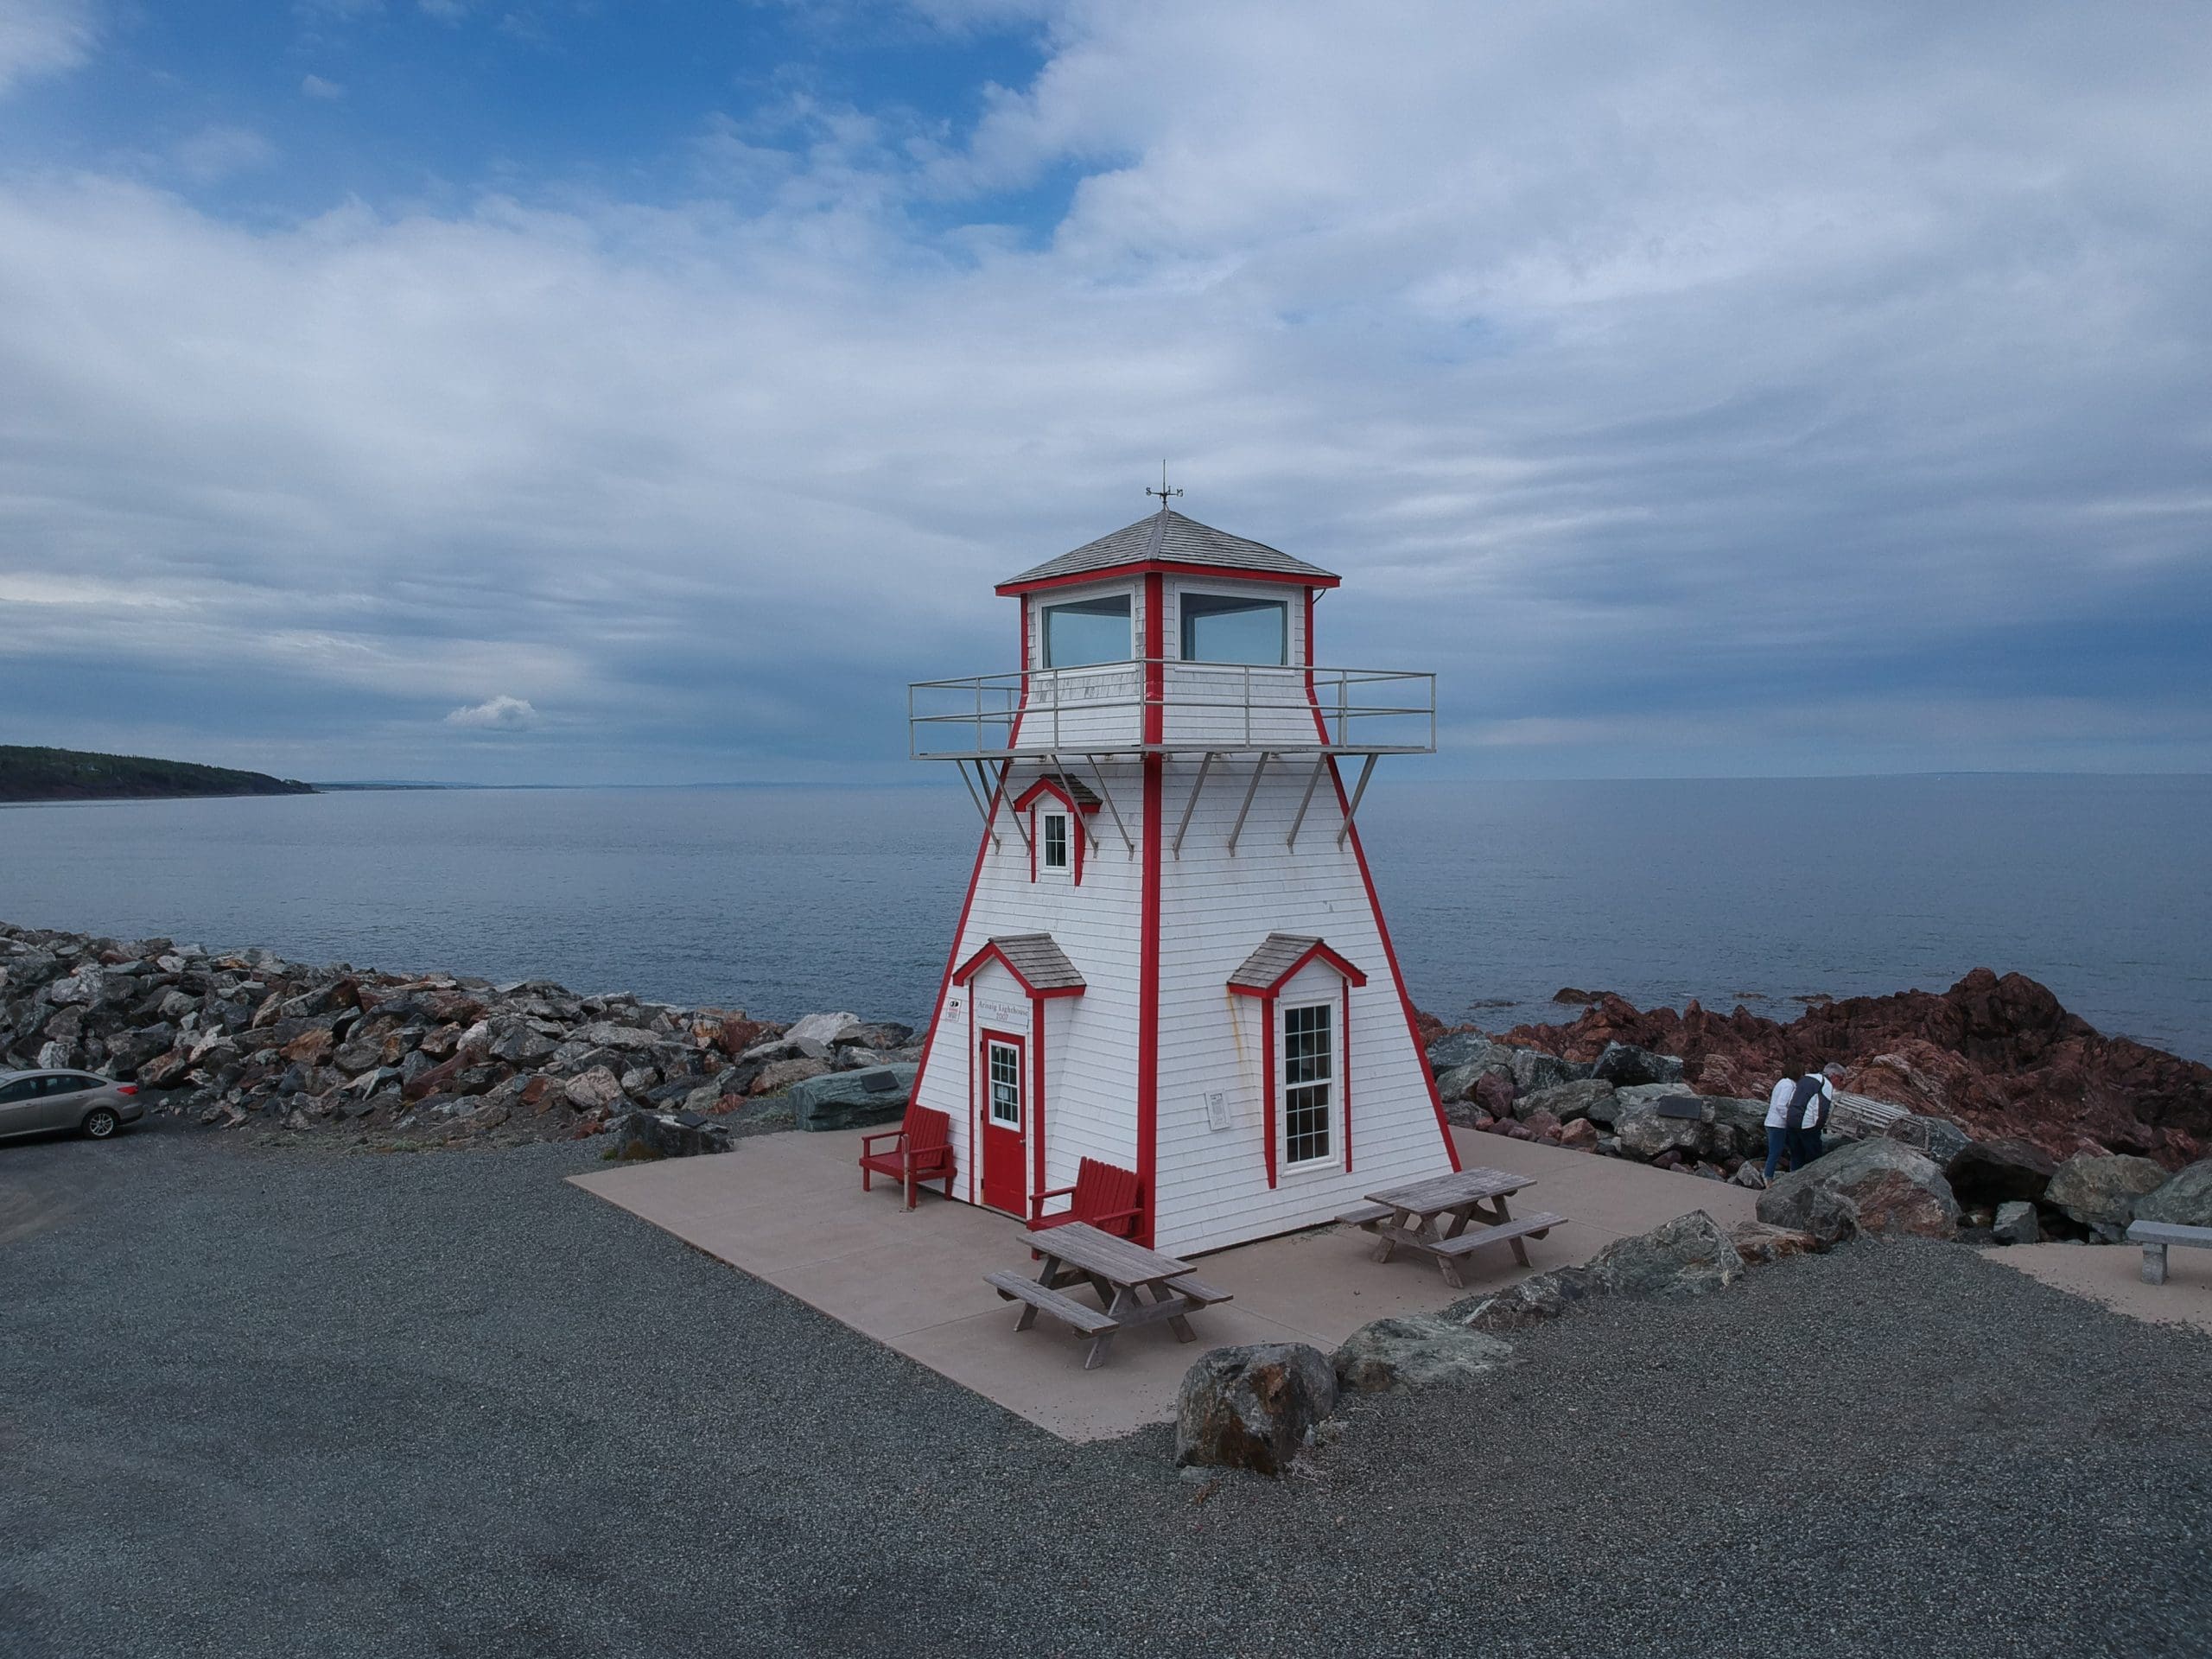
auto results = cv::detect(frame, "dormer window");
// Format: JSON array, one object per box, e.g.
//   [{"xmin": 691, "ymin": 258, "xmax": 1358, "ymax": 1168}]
[
  {"xmin": 1040, "ymin": 810, "xmax": 1071, "ymax": 872},
  {"xmin": 1180, "ymin": 592, "xmax": 1287, "ymax": 664},
  {"xmin": 1042, "ymin": 594, "xmax": 1132, "ymax": 667}
]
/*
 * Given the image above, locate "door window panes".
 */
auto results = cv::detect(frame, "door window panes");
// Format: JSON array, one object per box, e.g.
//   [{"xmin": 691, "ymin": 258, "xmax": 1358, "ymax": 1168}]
[
  {"xmin": 1042, "ymin": 595, "xmax": 1133, "ymax": 667},
  {"xmin": 1181, "ymin": 593, "xmax": 1287, "ymax": 664},
  {"xmin": 988, "ymin": 1041, "xmax": 1022, "ymax": 1128}
]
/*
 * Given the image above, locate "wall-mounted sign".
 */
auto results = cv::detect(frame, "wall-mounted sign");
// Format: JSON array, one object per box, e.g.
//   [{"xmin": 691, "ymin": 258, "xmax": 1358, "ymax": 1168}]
[
  {"xmin": 976, "ymin": 996, "xmax": 1028, "ymax": 1028},
  {"xmin": 1205, "ymin": 1090, "xmax": 1234, "ymax": 1132}
]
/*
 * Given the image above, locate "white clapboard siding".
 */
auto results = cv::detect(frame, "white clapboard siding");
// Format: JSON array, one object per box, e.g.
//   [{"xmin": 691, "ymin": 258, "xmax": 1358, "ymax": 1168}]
[{"xmin": 1150, "ymin": 752, "xmax": 1450, "ymax": 1255}]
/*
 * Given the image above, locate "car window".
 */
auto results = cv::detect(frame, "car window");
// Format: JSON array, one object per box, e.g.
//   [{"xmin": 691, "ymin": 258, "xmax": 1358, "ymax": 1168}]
[
  {"xmin": 38, "ymin": 1076, "xmax": 94, "ymax": 1096},
  {"xmin": 0, "ymin": 1078, "xmax": 38, "ymax": 1104}
]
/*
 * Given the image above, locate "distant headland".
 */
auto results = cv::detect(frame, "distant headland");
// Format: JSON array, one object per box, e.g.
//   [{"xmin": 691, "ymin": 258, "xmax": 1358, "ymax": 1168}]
[{"xmin": 0, "ymin": 746, "xmax": 315, "ymax": 804}]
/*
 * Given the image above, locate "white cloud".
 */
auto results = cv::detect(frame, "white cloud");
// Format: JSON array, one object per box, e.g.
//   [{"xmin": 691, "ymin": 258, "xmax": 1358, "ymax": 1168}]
[
  {"xmin": 301, "ymin": 73, "xmax": 346, "ymax": 100},
  {"xmin": 173, "ymin": 124, "xmax": 276, "ymax": 184},
  {"xmin": 0, "ymin": 1, "xmax": 2208, "ymax": 781},
  {"xmin": 0, "ymin": 0, "xmax": 92, "ymax": 97},
  {"xmin": 445, "ymin": 695, "xmax": 540, "ymax": 730}
]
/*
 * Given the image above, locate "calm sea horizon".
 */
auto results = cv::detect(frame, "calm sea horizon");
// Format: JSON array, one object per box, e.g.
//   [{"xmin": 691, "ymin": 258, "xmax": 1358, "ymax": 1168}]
[{"xmin": 3, "ymin": 774, "xmax": 2207, "ymax": 1065}]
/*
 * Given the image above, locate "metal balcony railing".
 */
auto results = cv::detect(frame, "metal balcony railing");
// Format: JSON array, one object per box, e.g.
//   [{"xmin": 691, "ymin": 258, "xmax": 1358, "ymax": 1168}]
[{"xmin": 907, "ymin": 658, "xmax": 1436, "ymax": 760}]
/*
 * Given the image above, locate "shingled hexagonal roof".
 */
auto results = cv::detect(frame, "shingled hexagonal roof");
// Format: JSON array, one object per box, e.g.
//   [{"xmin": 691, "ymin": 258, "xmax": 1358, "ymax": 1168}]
[{"xmin": 997, "ymin": 509, "xmax": 1339, "ymax": 593}]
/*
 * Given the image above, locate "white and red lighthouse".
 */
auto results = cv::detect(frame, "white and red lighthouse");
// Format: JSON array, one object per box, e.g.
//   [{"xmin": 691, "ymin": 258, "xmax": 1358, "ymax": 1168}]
[{"xmin": 906, "ymin": 499, "xmax": 1452, "ymax": 1255}]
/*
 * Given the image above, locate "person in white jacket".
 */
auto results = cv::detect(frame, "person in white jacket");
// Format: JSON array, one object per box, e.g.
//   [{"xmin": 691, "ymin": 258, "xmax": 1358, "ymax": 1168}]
[
  {"xmin": 1761, "ymin": 1075, "xmax": 1796, "ymax": 1183},
  {"xmin": 1761, "ymin": 1065, "xmax": 1839, "ymax": 1184}
]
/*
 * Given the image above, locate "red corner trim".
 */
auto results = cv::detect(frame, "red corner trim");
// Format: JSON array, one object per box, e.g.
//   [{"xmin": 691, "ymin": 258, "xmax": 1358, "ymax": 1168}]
[
  {"xmin": 1341, "ymin": 976, "xmax": 1353, "ymax": 1173},
  {"xmin": 1031, "ymin": 995, "xmax": 1046, "ymax": 1217},
  {"xmin": 1262, "ymin": 991, "xmax": 1279, "ymax": 1189},
  {"xmin": 1135, "ymin": 572, "xmax": 1165, "ymax": 1244}
]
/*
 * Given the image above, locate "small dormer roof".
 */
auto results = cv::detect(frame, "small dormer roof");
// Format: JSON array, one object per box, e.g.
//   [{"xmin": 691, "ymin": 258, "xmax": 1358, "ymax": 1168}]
[
  {"xmin": 997, "ymin": 509, "xmax": 1340, "ymax": 594},
  {"xmin": 954, "ymin": 932, "xmax": 1087, "ymax": 997},
  {"xmin": 1227, "ymin": 932, "xmax": 1368, "ymax": 995}
]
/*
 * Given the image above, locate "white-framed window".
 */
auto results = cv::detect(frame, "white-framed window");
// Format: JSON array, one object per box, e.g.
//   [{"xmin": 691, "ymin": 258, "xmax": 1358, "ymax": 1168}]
[
  {"xmin": 1281, "ymin": 1001, "xmax": 1334, "ymax": 1168},
  {"xmin": 1041, "ymin": 594, "xmax": 1133, "ymax": 667},
  {"xmin": 1181, "ymin": 591, "xmax": 1287, "ymax": 665},
  {"xmin": 987, "ymin": 1039, "xmax": 1022, "ymax": 1129},
  {"xmin": 1040, "ymin": 810, "xmax": 1071, "ymax": 872}
]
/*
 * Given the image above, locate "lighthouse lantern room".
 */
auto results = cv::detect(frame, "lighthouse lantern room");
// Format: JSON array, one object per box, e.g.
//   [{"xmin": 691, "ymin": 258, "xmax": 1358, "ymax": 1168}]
[{"xmin": 906, "ymin": 500, "xmax": 1450, "ymax": 1255}]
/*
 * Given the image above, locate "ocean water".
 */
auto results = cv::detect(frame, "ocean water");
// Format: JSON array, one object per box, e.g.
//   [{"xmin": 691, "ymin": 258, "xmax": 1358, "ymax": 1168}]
[{"xmin": 2, "ymin": 775, "xmax": 2207, "ymax": 1062}]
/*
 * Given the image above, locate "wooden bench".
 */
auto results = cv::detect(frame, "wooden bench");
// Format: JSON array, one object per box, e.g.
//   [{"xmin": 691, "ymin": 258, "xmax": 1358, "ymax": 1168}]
[
  {"xmin": 986, "ymin": 1269, "xmax": 1118, "ymax": 1336},
  {"xmin": 1162, "ymin": 1273, "xmax": 1233, "ymax": 1306},
  {"xmin": 1427, "ymin": 1211, "xmax": 1565, "ymax": 1258},
  {"xmin": 1336, "ymin": 1201, "xmax": 1394, "ymax": 1229},
  {"xmin": 2128, "ymin": 1219, "xmax": 2212, "ymax": 1286}
]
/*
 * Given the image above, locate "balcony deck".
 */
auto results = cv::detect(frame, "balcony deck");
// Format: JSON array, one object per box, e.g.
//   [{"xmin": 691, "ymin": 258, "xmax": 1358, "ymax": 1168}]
[{"xmin": 909, "ymin": 658, "xmax": 1435, "ymax": 761}]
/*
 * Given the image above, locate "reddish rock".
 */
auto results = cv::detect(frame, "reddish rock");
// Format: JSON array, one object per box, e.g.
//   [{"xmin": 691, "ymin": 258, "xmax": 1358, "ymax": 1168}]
[
  {"xmin": 1522, "ymin": 1109, "xmax": 1562, "ymax": 1138},
  {"xmin": 715, "ymin": 1016, "xmax": 775, "ymax": 1058},
  {"xmin": 403, "ymin": 1044, "xmax": 488, "ymax": 1103},
  {"xmin": 1413, "ymin": 1009, "xmax": 1450, "ymax": 1048},
  {"xmin": 1558, "ymin": 1117, "xmax": 1599, "ymax": 1149},
  {"xmin": 1499, "ymin": 968, "xmax": 2211, "ymax": 1169},
  {"xmin": 281, "ymin": 1028, "xmax": 333, "ymax": 1065},
  {"xmin": 1473, "ymin": 1072, "xmax": 1516, "ymax": 1119}
]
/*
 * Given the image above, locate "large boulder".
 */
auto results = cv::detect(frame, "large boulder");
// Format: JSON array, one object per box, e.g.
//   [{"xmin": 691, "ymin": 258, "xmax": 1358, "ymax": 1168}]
[
  {"xmin": 1175, "ymin": 1343, "xmax": 1338, "ymax": 1477},
  {"xmin": 606, "ymin": 1108, "xmax": 732, "ymax": 1160},
  {"xmin": 1433, "ymin": 1053, "xmax": 1512, "ymax": 1103},
  {"xmin": 1611, "ymin": 1098, "xmax": 1709, "ymax": 1163},
  {"xmin": 1591, "ymin": 1041, "xmax": 1685, "ymax": 1089},
  {"xmin": 1944, "ymin": 1137, "xmax": 2056, "ymax": 1210},
  {"xmin": 2044, "ymin": 1153, "xmax": 2170, "ymax": 1241},
  {"xmin": 785, "ymin": 1011, "xmax": 862, "ymax": 1047},
  {"xmin": 1729, "ymin": 1220, "xmax": 1822, "ymax": 1266},
  {"xmin": 1427, "ymin": 1032, "xmax": 1509, "ymax": 1071},
  {"xmin": 1757, "ymin": 1137, "xmax": 1960, "ymax": 1243},
  {"xmin": 1889, "ymin": 1113, "xmax": 1973, "ymax": 1169},
  {"xmin": 1992, "ymin": 1200, "xmax": 2040, "ymax": 1245},
  {"xmin": 2131, "ymin": 1160, "xmax": 2212, "ymax": 1229},
  {"xmin": 1453, "ymin": 1210, "xmax": 1746, "ymax": 1332},
  {"xmin": 1515, "ymin": 1079, "xmax": 1615, "ymax": 1126},
  {"xmin": 779, "ymin": 1064, "xmax": 917, "ymax": 1131},
  {"xmin": 1584, "ymin": 1210, "xmax": 1745, "ymax": 1298},
  {"xmin": 1332, "ymin": 1316, "xmax": 1512, "ymax": 1394}
]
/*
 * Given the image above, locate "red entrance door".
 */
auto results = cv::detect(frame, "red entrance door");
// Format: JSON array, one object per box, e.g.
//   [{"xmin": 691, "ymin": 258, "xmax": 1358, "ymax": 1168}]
[{"xmin": 979, "ymin": 1031, "xmax": 1027, "ymax": 1216}]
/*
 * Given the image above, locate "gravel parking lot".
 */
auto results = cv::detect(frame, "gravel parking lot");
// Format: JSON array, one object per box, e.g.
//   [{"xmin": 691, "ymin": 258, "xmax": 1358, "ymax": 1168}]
[{"xmin": 3, "ymin": 1123, "xmax": 2209, "ymax": 1658}]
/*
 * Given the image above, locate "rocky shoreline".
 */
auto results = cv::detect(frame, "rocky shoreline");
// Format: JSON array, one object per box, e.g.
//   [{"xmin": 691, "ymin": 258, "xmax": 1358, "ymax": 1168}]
[{"xmin": 1, "ymin": 922, "xmax": 922, "ymax": 1148}]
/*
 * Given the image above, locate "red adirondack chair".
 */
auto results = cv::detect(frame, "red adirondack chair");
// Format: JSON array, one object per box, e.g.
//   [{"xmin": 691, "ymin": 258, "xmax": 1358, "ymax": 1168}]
[
  {"xmin": 858, "ymin": 1105, "xmax": 955, "ymax": 1210},
  {"xmin": 1027, "ymin": 1156, "xmax": 1142, "ymax": 1239}
]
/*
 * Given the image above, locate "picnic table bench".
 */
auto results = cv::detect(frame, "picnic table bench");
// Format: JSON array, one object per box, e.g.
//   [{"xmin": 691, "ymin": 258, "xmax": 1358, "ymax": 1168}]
[
  {"xmin": 1338, "ymin": 1166, "xmax": 1566, "ymax": 1288},
  {"xmin": 985, "ymin": 1219, "xmax": 1232, "ymax": 1370},
  {"xmin": 2128, "ymin": 1218, "xmax": 2212, "ymax": 1285}
]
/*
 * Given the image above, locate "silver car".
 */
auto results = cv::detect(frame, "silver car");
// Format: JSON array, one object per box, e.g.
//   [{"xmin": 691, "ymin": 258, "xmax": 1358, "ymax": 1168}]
[{"xmin": 0, "ymin": 1068, "xmax": 145, "ymax": 1142}]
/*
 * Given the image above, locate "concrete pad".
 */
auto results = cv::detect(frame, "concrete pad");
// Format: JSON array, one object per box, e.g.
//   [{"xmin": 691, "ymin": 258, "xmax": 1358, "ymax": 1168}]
[
  {"xmin": 569, "ymin": 1124, "xmax": 1761, "ymax": 1442},
  {"xmin": 1981, "ymin": 1238, "xmax": 2212, "ymax": 1337}
]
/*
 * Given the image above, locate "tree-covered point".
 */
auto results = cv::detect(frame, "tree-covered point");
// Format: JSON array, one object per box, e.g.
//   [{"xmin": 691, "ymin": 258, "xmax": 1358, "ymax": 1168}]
[{"xmin": 0, "ymin": 747, "xmax": 315, "ymax": 802}]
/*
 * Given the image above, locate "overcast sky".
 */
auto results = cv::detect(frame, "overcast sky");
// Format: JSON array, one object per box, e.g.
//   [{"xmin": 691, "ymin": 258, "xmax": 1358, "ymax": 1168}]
[{"xmin": 1, "ymin": 0, "xmax": 2207, "ymax": 783}]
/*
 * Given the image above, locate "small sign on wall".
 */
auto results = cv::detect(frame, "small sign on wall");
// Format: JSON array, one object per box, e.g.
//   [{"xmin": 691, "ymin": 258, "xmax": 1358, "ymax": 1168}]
[
  {"xmin": 976, "ymin": 996, "xmax": 1027, "ymax": 1027},
  {"xmin": 1205, "ymin": 1090, "xmax": 1233, "ymax": 1132}
]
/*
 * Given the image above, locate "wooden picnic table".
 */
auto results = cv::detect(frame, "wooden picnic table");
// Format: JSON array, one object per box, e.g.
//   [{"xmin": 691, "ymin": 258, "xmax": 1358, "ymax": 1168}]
[
  {"xmin": 984, "ymin": 1220, "xmax": 1232, "ymax": 1370},
  {"xmin": 1339, "ymin": 1166, "xmax": 1566, "ymax": 1289}
]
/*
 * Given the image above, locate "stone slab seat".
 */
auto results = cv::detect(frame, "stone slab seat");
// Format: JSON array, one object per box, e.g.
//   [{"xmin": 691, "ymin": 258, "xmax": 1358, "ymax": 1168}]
[
  {"xmin": 2128, "ymin": 1218, "xmax": 2212, "ymax": 1286},
  {"xmin": 1027, "ymin": 1156, "xmax": 1142, "ymax": 1239},
  {"xmin": 857, "ymin": 1104, "xmax": 955, "ymax": 1210}
]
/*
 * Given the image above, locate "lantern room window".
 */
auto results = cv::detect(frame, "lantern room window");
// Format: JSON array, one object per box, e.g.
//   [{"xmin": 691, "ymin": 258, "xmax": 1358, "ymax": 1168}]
[
  {"xmin": 1042, "ymin": 594, "xmax": 1133, "ymax": 667},
  {"xmin": 1040, "ymin": 810, "xmax": 1071, "ymax": 872},
  {"xmin": 1180, "ymin": 592, "xmax": 1287, "ymax": 665},
  {"xmin": 1281, "ymin": 1001, "xmax": 1334, "ymax": 1167}
]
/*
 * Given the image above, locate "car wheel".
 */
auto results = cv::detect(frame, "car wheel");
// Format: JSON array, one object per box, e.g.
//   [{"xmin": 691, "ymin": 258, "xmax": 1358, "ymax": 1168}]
[{"xmin": 83, "ymin": 1107, "xmax": 120, "ymax": 1140}]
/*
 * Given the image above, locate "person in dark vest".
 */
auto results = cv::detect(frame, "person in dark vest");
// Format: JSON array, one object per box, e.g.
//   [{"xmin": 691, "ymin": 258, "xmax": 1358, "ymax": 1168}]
[{"xmin": 1784, "ymin": 1065, "xmax": 1838, "ymax": 1173}]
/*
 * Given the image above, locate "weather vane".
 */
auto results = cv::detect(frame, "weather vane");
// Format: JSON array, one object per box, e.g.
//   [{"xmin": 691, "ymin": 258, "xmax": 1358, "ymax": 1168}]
[{"xmin": 1146, "ymin": 460, "xmax": 1182, "ymax": 512}]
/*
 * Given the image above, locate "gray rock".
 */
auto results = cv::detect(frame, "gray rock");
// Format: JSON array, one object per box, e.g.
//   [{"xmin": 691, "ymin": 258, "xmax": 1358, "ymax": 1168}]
[
  {"xmin": 1591, "ymin": 1042, "xmax": 1685, "ymax": 1089},
  {"xmin": 785, "ymin": 1011, "xmax": 861, "ymax": 1047},
  {"xmin": 1510, "ymin": 1048, "xmax": 1586, "ymax": 1095},
  {"xmin": 563, "ymin": 1066, "xmax": 625, "ymax": 1111},
  {"xmin": 1758, "ymin": 1137, "xmax": 1961, "ymax": 1244},
  {"xmin": 740, "ymin": 1036, "xmax": 833, "ymax": 1065},
  {"xmin": 569, "ymin": 1021, "xmax": 663, "ymax": 1053},
  {"xmin": 1729, "ymin": 1220, "xmax": 1822, "ymax": 1265},
  {"xmin": 1427, "ymin": 1031, "xmax": 1506, "ymax": 1071},
  {"xmin": 2044, "ymin": 1153, "xmax": 2170, "ymax": 1242},
  {"xmin": 1992, "ymin": 1200, "xmax": 2041, "ymax": 1245},
  {"xmin": 1514, "ymin": 1078, "xmax": 1615, "ymax": 1125},
  {"xmin": 1433, "ymin": 1054, "xmax": 1512, "ymax": 1103},
  {"xmin": 1944, "ymin": 1138, "xmax": 2056, "ymax": 1210},
  {"xmin": 1174, "ymin": 1343, "xmax": 1338, "ymax": 1477},
  {"xmin": 605, "ymin": 1108, "xmax": 732, "ymax": 1160},
  {"xmin": 1890, "ymin": 1113, "xmax": 1973, "ymax": 1170},
  {"xmin": 1332, "ymin": 1316, "xmax": 1512, "ymax": 1394},
  {"xmin": 1584, "ymin": 1210, "xmax": 1745, "ymax": 1298},
  {"xmin": 751, "ymin": 1057, "xmax": 833, "ymax": 1097},
  {"xmin": 1454, "ymin": 1265, "xmax": 1598, "ymax": 1332},
  {"xmin": 2130, "ymin": 1160, "xmax": 2212, "ymax": 1229},
  {"xmin": 486, "ymin": 1021, "xmax": 557, "ymax": 1066},
  {"xmin": 779, "ymin": 1065, "xmax": 918, "ymax": 1131},
  {"xmin": 1611, "ymin": 1098, "xmax": 1712, "ymax": 1163}
]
